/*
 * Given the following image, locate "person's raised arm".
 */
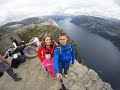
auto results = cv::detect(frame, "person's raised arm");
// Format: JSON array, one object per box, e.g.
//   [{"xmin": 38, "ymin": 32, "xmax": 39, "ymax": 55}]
[
  {"xmin": 13, "ymin": 42, "xmax": 17, "ymax": 50},
  {"xmin": 37, "ymin": 46, "xmax": 44, "ymax": 62},
  {"xmin": 0, "ymin": 54, "xmax": 9, "ymax": 64},
  {"xmin": 29, "ymin": 37, "xmax": 35, "ymax": 44},
  {"xmin": 71, "ymin": 46, "xmax": 75, "ymax": 65},
  {"xmin": 54, "ymin": 48, "xmax": 62, "ymax": 79},
  {"xmin": 54, "ymin": 48, "xmax": 59, "ymax": 73}
]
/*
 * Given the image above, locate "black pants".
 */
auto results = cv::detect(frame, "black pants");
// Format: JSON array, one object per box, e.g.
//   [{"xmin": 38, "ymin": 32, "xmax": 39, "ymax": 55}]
[
  {"xmin": 6, "ymin": 68, "xmax": 17, "ymax": 80},
  {"xmin": 59, "ymin": 66, "xmax": 69, "ymax": 75},
  {"xmin": 0, "ymin": 61, "xmax": 17, "ymax": 80},
  {"xmin": 11, "ymin": 58, "xmax": 21, "ymax": 68}
]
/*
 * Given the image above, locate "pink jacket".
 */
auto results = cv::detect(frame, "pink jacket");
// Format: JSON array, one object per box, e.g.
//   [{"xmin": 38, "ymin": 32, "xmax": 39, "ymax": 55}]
[{"xmin": 43, "ymin": 58, "xmax": 54, "ymax": 72}]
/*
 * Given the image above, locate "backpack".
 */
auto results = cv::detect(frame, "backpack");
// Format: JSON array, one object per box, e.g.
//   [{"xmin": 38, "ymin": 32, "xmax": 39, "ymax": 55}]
[
  {"xmin": 58, "ymin": 44, "xmax": 72, "ymax": 55},
  {"xmin": 57, "ymin": 44, "xmax": 73, "ymax": 61}
]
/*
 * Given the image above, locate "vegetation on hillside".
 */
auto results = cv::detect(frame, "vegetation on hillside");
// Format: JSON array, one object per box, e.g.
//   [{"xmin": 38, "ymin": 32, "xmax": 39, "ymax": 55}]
[
  {"xmin": 17, "ymin": 25, "xmax": 61, "ymax": 43},
  {"xmin": 18, "ymin": 25, "xmax": 82, "ymax": 63}
]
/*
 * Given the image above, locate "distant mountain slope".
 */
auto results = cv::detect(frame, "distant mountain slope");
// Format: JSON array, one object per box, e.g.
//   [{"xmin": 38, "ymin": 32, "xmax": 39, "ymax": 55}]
[
  {"xmin": 1, "ymin": 17, "xmax": 54, "ymax": 27},
  {"xmin": 48, "ymin": 15, "xmax": 75, "ymax": 22},
  {"xmin": 0, "ymin": 17, "xmax": 58, "ymax": 37},
  {"xmin": 71, "ymin": 15, "xmax": 120, "ymax": 50}
]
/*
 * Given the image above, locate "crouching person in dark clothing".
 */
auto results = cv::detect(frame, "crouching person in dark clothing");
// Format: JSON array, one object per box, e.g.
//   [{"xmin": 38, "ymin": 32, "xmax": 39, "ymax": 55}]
[
  {"xmin": 5, "ymin": 47, "xmax": 26, "ymax": 68},
  {"xmin": 5, "ymin": 48, "xmax": 21, "ymax": 68},
  {"xmin": 0, "ymin": 54, "xmax": 22, "ymax": 82}
]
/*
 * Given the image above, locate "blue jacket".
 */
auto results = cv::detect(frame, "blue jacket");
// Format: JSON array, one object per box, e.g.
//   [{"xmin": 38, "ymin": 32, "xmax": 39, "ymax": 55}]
[{"xmin": 54, "ymin": 43, "xmax": 75, "ymax": 73}]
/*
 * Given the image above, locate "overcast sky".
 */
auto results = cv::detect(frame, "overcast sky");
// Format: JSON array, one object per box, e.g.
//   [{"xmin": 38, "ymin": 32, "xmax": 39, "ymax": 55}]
[{"xmin": 0, "ymin": 0, "xmax": 120, "ymax": 25}]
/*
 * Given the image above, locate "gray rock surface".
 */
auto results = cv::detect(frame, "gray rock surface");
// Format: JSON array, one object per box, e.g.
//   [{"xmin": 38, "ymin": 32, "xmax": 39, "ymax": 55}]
[
  {"xmin": 0, "ymin": 57, "xmax": 113, "ymax": 90},
  {"xmin": 0, "ymin": 32, "xmax": 21, "ymax": 54}
]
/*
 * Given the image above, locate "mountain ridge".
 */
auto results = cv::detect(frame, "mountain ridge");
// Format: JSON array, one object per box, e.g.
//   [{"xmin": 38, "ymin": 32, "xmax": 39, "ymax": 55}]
[{"xmin": 70, "ymin": 15, "xmax": 120, "ymax": 50}]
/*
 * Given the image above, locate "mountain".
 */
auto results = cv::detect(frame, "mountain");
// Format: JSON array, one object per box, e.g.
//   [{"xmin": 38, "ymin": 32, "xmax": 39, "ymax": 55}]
[
  {"xmin": 1, "ymin": 17, "xmax": 56, "ymax": 27},
  {"xmin": 48, "ymin": 15, "xmax": 75, "ymax": 22},
  {"xmin": 70, "ymin": 15, "xmax": 120, "ymax": 50},
  {"xmin": 0, "ymin": 17, "xmax": 58, "ymax": 37}
]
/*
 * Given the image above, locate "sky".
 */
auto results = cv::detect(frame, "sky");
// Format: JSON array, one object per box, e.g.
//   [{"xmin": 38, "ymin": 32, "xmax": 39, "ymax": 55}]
[{"xmin": 0, "ymin": 0, "xmax": 120, "ymax": 25}]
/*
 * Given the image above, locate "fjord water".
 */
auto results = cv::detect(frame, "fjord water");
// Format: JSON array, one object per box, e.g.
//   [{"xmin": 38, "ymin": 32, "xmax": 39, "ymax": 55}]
[{"xmin": 58, "ymin": 18, "xmax": 120, "ymax": 90}]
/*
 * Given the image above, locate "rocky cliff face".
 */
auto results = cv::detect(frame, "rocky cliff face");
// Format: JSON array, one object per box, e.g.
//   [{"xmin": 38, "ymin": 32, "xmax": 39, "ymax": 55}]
[
  {"xmin": 0, "ymin": 57, "xmax": 113, "ymax": 90},
  {"xmin": 0, "ymin": 33, "xmax": 21, "ymax": 54},
  {"xmin": 70, "ymin": 15, "xmax": 120, "ymax": 51}
]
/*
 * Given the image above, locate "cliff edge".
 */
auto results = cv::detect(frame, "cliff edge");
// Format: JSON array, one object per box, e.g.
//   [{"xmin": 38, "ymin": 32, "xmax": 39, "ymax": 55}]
[{"xmin": 0, "ymin": 57, "xmax": 113, "ymax": 90}]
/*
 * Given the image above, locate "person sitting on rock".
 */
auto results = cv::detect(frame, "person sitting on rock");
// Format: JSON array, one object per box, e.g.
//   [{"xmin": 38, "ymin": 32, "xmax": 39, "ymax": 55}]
[
  {"xmin": 0, "ymin": 54, "xmax": 22, "ymax": 81},
  {"xmin": 10, "ymin": 37, "xmax": 25, "ymax": 56},
  {"xmin": 54, "ymin": 33, "xmax": 75, "ymax": 79},
  {"xmin": 37, "ymin": 35, "xmax": 57, "ymax": 79},
  {"xmin": 28, "ymin": 36, "xmax": 41, "ymax": 47},
  {"xmin": 4, "ymin": 47, "xmax": 21, "ymax": 68},
  {"xmin": 4, "ymin": 46, "xmax": 26, "ymax": 69},
  {"xmin": 10, "ymin": 37, "xmax": 19, "ymax": 50}
]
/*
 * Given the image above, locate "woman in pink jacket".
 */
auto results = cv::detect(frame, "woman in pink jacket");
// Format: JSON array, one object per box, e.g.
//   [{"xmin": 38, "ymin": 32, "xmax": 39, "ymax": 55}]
[{"xmin": 37, "ymin": 35, "xmax": 57, "ymax": 79}]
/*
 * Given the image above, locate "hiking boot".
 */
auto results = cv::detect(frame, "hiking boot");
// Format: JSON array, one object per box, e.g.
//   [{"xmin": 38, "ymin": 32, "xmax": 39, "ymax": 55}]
[
  {"xmin": 64, "ymin": 74, "xmax": 68, "ymax": 78},
  {"xmin": 14, "ymin": 73, "xmax": 22, "ymax": 82},
  {"xmin": 14, "ymin": 73, "xmax": 17, "ymax": 77},
  {"xmin": 14, "ymin": 77, "xmax": 22, "ymax": 82}
]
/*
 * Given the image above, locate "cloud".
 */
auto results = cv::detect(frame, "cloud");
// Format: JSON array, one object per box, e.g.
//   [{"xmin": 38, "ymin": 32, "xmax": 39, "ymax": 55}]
[
  {"xmin": 0, "ymin": 0, "xmax": 120, "ymax": 25},
  {"xmin": 114, "ymin": 0, "xmax": 120, "ymax": 6},
  {"xmin": 0, "ymin": 0, "xmax": 9, "ymax": 5}
]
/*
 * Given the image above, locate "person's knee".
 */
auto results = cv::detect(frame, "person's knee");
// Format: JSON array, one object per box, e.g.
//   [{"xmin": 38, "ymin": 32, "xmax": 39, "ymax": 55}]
[
  {"xmin": 11, "ymin": 59, "xmax": 21, "ymax": 68},
  {"xmin": 2, "ymin": 62, "xmax": 11, "ymax": 71}
]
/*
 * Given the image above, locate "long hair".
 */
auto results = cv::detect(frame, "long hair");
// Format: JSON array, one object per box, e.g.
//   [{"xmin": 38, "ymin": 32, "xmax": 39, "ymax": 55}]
[{"xmin": 41, "ymin": 34, "xmax": 54, "ymax": 48}]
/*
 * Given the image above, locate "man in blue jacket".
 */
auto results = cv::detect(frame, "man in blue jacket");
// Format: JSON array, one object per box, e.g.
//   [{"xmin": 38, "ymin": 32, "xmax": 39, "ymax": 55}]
[{"xmin": 54, "ymin": 33, "xmax": 75, "ymax": 79}]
